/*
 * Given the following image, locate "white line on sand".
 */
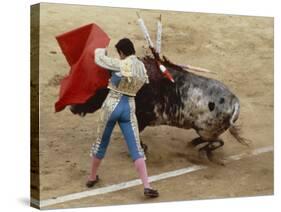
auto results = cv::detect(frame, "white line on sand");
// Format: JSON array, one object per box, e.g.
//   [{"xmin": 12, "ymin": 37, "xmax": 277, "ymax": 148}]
[{"xmin": 32, "ymin": 145, "xmax": 273, "ymax": 208}]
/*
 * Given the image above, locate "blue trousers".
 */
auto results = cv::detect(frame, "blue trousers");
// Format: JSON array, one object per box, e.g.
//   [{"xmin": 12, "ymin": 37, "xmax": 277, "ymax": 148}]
[{"xmin": 91, "ymin": 91, "xmax": 145, "ymax": 161}]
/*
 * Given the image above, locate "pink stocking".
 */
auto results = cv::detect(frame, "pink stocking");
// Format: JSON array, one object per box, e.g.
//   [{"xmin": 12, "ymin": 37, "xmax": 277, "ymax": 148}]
[
  {"xmin": 89, "ymin": 156, "xmax": 102, "ymax": 181},
  {"xmin": 134, "ymin": 158, "xmax": 151, "ymax": 189}
]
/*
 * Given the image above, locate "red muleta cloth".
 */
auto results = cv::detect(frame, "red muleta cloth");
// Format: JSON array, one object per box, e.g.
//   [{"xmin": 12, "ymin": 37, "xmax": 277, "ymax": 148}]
[{"xmin": 55, "ymin": 23, "xmax": 110, "ymax": 112}]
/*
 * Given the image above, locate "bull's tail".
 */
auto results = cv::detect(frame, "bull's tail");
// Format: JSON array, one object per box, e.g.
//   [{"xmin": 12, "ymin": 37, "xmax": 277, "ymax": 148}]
[
  {"xmin": 228, "ymin": 101, "xmax": 251, "ymax": 146},
  {"xmin": 230, "ymin": 102, "xmax": 239, "ymax": 126},
  {"xmin": 229, "ymin": 125, "xmax": 251, "ymax": 146}
]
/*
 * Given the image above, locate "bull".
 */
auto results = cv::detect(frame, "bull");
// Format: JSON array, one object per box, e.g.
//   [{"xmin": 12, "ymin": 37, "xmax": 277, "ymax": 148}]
[{"xmin": 70, "ymin": 55, "xmax": 249, "ymax": 164}]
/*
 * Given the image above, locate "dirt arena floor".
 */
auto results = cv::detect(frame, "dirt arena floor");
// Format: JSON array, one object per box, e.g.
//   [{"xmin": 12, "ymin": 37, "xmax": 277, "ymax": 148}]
[{"xmin": 36, "ymin": 3, "xmax": 273, "ymax": 209}]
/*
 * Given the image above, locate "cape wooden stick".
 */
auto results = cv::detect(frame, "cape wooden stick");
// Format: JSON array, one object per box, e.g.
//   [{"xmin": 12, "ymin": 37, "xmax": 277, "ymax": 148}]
[
  {"xmin": 155, "ymin": 14, "xmax": 162, "ymax": 54},
  {"xmin": 136, "ymin": 12, "xmax": 154, "ymax": 48},
  {"xmin": 177, "ymin": 64, "xmax": 217, "ymax": 74}
]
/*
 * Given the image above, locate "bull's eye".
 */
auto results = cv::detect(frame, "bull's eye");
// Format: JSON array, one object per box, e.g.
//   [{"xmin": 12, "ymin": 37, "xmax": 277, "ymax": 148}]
[
  {"xmin": 219, "ymin": 98, "xmax": 225, "ymax": 104},
  {"xmin": 208, "ymin": 102, "xmax": 215, "ymax": 112}
]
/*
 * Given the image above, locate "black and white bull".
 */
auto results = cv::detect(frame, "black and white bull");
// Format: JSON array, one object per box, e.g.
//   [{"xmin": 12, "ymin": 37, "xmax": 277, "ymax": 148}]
[{"xmin": 70, "ymin": 56, "xmax": 249, "ymax": 163}]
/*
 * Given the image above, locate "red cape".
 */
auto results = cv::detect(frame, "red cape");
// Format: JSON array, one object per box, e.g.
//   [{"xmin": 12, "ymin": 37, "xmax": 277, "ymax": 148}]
[{"xmin": 55, "ymin": 23, "xmax": 110, "ymax": 112}]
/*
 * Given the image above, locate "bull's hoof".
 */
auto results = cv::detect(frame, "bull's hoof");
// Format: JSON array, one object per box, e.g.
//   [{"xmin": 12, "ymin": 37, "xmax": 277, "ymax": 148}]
[
  {"xmin": 141, "ymin": 142, "xmax": 148, "ymax": 154},
  {"xmin": 212, "ymin": 159, "xmax": 225, "ymax": 166},
  {"xmin": 206, "ymin": 151, "xmax": 225, "ymax": 166},
  {"xmin": 198, "ymin": 142, "xmax": 225, "ymax": 166},
  {"xmin": 198, "ymin": 149, "xmax": 209, "ymax": 161}
]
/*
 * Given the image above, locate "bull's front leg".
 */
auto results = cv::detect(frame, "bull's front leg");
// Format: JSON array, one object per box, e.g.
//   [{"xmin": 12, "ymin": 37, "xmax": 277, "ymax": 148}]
[
  {"xmin": 190, "ymin": 137, "xmax": 225, "ymax": 165},
  {"xmin": 199, "ymin": 139, "xmax": 225, "ymax": 166},
  {"xmin": 190, "ymin": 137, "xmax": 208, "ymax": 147}
]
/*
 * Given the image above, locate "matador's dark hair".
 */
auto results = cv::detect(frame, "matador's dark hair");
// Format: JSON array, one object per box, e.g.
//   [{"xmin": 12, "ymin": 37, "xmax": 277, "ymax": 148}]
[{"xmin": 115, "ymin": 38, "xmax": 136, "ymax": 56}]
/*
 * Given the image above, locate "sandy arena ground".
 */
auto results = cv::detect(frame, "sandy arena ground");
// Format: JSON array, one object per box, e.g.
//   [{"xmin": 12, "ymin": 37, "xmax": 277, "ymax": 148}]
[{"xmin": 35, "ymin": 3, "xmax": 273, "ymax": 209}]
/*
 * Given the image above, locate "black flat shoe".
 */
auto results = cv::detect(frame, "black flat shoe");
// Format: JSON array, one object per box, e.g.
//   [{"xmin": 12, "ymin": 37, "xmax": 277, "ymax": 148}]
[
  {"xmin": 86, "ymin": 175, "xmax": 99, "ymax": 188},
  {"xmin": 144, "ymin": 188, "xmax": 159, "ymax": 198}
]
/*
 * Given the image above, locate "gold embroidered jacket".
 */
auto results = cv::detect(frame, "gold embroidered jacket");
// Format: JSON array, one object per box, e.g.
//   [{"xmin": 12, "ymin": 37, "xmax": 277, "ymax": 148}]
[{"xmin": 94, "ymin": 48, "xmax": 149, "ymax": 96}]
